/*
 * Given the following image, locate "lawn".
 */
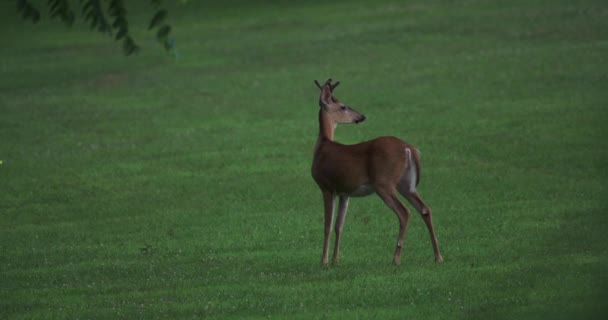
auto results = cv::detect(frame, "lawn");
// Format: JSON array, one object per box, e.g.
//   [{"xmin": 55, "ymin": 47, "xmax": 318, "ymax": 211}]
[{"xmin": 1, "ymin": 0, "xmax": 607, "ymax": 319}]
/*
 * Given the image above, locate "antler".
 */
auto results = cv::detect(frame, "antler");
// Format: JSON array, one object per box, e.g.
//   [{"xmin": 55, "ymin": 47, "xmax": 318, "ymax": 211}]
[{"xmin": 314, "ymin": 78, "xmax": 341, "ymax": 91}]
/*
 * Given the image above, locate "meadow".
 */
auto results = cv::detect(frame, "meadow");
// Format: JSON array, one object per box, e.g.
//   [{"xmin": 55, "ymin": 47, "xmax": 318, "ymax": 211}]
[{"xmin": 1, "ymin": 0, "xmax": 607, "ymax": 319}]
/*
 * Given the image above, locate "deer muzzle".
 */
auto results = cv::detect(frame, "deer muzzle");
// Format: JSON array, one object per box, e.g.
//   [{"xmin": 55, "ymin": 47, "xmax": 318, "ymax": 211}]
[{"xmin": 355, "ymin": 115, "xmax": 366, "ymax": 124}]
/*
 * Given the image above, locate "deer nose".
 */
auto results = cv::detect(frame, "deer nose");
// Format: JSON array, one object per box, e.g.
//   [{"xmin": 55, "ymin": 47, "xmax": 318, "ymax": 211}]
[{"xmin": 356, "ymin": 115, "xmax": 366, "ymax": 124}]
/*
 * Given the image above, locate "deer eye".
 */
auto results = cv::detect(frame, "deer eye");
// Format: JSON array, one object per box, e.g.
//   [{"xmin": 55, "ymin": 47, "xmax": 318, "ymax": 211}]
[{"xmin": 340, "ymin": 106, "xmax": 347, "ymax": 110}]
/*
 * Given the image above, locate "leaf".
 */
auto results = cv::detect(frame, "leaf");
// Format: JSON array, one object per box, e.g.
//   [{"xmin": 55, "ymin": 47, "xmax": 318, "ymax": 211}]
[
  {"xmin": 148, "ymin": 10, "xmax": 167, "ymax": 30},
  {"xmin": 165, "ymin": 37, "xmax": 176, "ymax": 50},
  {"xmin": 17, "ymin": 0, "xmax": 41, "ymax": 23},
  {"xmin": 64, "ymin": 11, "xmax": 75, "ymax": 26},
  {"xmin": 84, "ymin": 10, "xmax": 94, "ymax": 20},
  {"xmin": 108, "ymin": 0, "xmax": 119, "ymax": 11},
  {"xmin": 18, "ymin": 0, "xmax": 176, "ymax": 56},
  {"xmin": 81, "ymin": 0, "xmax": 93, "ymax": 15},
  {"xmin": 115, "ymin": 28, "xmax": 128, "ymax": 40},
  {"xmin": 46, "ymin": 0, "xmax": 74, "ymax": 26},
  {"xmin": 108, "ymin": 5, "xmax": 126, "ymax": 17},
  {"xmin": 122, "ymin": 36, "xmax": 140, "ymax": 56},
  {"xmin": 85, "ymin": 10, "xmax": 95, "ymax": 23},
  {"xmin": 156, "ymin": 25, "xmax": 171, "ymax": 40},
  {"xmin": 49, "ymin": 0, "xmax": 60, "ymax": 14},
  {"xmin": 112, "ymin": 16, "xmax": 128, "ymax": 29},
  {"xmin": 31, "ymin": 10, "xmax": 40, "ymax": 23},
  {"xmin": 163, "ymin": 38, "xmax": 176, "ymax": 51}
]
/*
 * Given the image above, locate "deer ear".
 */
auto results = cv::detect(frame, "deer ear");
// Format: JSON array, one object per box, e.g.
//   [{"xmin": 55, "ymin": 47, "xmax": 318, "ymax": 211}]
[{"xmin": 319, "ymin": 85, "xmax": 332, "ymax": 109}]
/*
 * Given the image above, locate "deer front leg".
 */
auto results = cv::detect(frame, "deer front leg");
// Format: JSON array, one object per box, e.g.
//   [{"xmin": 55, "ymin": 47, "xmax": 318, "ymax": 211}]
[
  {"xmin": 332, "ymin": 196, "xmax": 350, "ymax": 265},
  {"xmin": 321, "ymin": 191, "xmax": 336, "ymax": 267}
]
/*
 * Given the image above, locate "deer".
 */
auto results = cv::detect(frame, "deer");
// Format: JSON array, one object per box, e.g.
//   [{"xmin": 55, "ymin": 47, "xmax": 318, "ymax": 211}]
[{"xmin": 311, "ymin": 78, "xmax": 443, "ymax": 267}]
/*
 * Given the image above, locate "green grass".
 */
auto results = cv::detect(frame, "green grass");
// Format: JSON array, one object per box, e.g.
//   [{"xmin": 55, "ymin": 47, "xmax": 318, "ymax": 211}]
[{"xmin": 1, "ymin": 0, "xmax": 607, "ymax": 319}]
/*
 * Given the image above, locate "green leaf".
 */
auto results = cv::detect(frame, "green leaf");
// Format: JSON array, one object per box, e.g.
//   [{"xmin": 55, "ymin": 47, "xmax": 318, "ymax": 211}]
[
  {"xmin": 122, "ymin": 36, "xmax": 140, "ymax": 56},
  {"xmin": 81, "ymin": 0, "xmax": 93, "ymax": 15},
  {"xmin": 65, "ymin": 11, "xmax": 75, "ymax": 26},
  {"xmin": 112, "ymin": 16, "xmax": 128, "ymax": 29},
  {"xmin": 115, "ymin": 28, "xmax": 127, "ymax": 40},
  {"xmin": 17, "ymin": 0, "xmax": 41, "ymax": 23},
  {"xmin": 108, "ymin": 5, "xmax": 126, "ymax": 17},
  {"xmin": 148, "ymin": 10, "xmax": 167, "ymax": 30},
  {"xmin": 85, "ymin": 10, "xmax": 94, "ymax": 22},
  {"xmin": 17, "ymin": 0, "xmax": 176, "ymax": 56},
  {"xmin": 156, "ymin": 25, "xmax": 171, "ymax": 40},
  {"xmin": 49, "ymin": 0, "xmax": 60, "ymax": 13}
]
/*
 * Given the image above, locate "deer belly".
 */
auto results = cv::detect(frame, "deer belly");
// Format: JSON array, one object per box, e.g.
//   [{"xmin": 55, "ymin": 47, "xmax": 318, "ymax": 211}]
[{"xmin": 345, "ymin": 184, "xmax": 375, "ymax": 197}]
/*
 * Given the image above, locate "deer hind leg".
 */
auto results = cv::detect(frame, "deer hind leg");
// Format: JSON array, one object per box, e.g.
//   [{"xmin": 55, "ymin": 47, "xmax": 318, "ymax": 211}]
[
  {"xmin": 377, "ymin": 188, "xmax": 411, "ymax": 265},
  {"xmin": 321, "ymin": 191, "xmax": 336, "ymax": 267},
  {"xmin": 332, "ymin": 196, "xmax": 349, "ymax": 265},
  {"xmin": 398, "ymin": 149, "xmax": 443, "ymax": 263},
  {"xmin": 398, "ymin": 184, "xmax": 443, "ymax": 263}
]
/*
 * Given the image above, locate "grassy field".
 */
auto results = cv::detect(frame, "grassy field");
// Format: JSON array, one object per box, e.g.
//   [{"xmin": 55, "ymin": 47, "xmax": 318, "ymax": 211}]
[{"xmin": 1, "ymin": 0, "xmax": 607, "ymax": 319}]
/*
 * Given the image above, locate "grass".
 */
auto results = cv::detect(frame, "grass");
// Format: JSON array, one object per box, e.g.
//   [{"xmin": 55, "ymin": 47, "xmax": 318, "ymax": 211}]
[{"xmin": 1, "ymin": 0, "xmax": 607, "ymax": 319}]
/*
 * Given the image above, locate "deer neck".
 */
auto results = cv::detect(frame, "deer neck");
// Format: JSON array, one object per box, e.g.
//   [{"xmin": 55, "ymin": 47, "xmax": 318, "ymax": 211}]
[{"xmin": 316, "ymin": 109, "xmax": 337, "ymax": 147}]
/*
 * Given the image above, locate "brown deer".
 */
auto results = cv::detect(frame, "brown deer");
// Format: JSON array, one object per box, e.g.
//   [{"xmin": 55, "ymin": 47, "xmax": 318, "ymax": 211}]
[{"xmin": 311, "ymin": 79, "xmax": 443, "ymax": 266}]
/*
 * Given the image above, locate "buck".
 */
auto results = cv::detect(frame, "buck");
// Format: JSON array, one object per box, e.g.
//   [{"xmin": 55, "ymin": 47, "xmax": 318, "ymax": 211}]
[{"xmin": 311, "ymin": 79, "xmax": 443, "ymax": 266}]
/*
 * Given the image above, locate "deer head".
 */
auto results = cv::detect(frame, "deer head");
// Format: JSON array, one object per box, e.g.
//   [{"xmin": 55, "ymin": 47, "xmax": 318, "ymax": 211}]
[{"xmin": 315, "ymin": 79, "xmax": 366, "ymax": 124}]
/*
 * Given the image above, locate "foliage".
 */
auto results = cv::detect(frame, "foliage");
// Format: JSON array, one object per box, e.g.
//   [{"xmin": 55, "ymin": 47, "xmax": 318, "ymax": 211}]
[{"xmin": 15, "ymin": 0, "xmax": 174, "ymax": 55}]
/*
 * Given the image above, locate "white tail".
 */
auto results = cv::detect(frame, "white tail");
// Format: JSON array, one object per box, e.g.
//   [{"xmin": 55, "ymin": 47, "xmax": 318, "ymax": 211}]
[
  {"xmin": 311, "ymin": 79, "xmax": 443, "ymax": 266},
  {"xmin": 405, "ymin": 148, "xmax": 417, "ymax": 193}
]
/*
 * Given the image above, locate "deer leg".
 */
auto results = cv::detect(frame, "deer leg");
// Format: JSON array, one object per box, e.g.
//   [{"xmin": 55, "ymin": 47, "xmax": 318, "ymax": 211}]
[
  {"xmin": 332, "ymin": 196, "xmax": 350, "ymax": 265},
  {"xmin": 403, "ymin": 191, "xmax": 443, "ymax": 263},
  {"xmin": 377, "ymin": 189, "xmax": 411, "ymax": 265},
  {"xmin": 321, "ymin": 191, "xmax": 336, "ymax": 267}
]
